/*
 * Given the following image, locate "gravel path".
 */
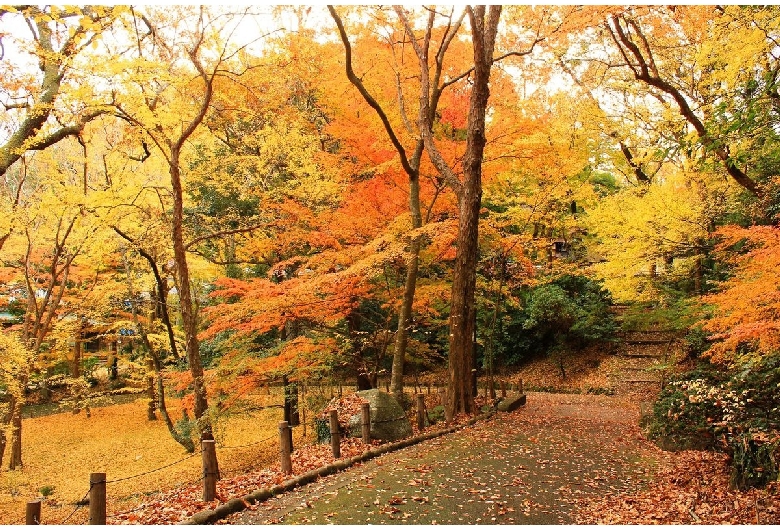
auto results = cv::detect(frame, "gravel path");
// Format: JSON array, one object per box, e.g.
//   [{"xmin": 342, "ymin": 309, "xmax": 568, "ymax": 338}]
[{"xmin": 230, "ymin": 392, "xmax": 664, "ymax": 525}]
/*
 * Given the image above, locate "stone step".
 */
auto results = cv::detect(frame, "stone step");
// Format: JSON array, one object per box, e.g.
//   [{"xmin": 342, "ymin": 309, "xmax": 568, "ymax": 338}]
[
  {"xmin": 620, "ymin": 352, "xmax": 665, "ymax": 358},
  {"xmin": 623, "ymin": 338, "xmax": 674, "ymax": 345}
]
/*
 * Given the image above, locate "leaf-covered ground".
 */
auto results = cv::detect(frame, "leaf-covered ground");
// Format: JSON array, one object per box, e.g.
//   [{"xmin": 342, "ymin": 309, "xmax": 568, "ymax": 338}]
[
  {"xmin": 227, "ymin": 392, "xmax": 778, "ymax": 525},
  {"xmin": 4, "ymin": 368, "xmax": 777, "ymax": 524},
  {"xmin": 577, "ymin": 450, "xmax": 779, "ymax": 524},
  {"xmin": 0, "ymin": 391, "xmax": 301, "ymax": 525}
]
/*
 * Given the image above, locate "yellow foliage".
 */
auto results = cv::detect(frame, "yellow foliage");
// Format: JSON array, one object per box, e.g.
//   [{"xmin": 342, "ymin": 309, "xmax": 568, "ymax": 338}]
[
  {"xmin": 585, "ymin": 169, "xmax": 730, "ymax": 302},
  {"xmin": 0, "ymin": 333, "xmax": 30, "ymax": 403},
  {"xmin": 0, "ymin": 396, "xmax": 302, "ymax": 524}
]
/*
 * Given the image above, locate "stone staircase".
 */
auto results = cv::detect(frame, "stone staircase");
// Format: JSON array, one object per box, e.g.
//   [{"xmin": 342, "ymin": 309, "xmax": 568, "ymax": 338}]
[{"xmin": 609, "ymin": 329, "xmax": 683, "ymax": 398}]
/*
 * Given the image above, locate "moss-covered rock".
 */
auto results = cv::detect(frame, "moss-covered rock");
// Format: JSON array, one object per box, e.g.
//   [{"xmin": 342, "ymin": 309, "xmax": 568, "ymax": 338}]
[{"xmin": 348, "ymin": 389, "xmax": 412, "ymax": 441}]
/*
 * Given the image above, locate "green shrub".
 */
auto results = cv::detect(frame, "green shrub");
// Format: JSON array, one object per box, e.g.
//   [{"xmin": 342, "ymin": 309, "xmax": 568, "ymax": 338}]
[
  {"xmin": 683, "ymin": 325, "xmax": 711, "ymax": 358},
  {"xmin": 427, "ymin": 405, "xmax": 445, "ymax": 424},
  {"xmin": 645, "ymin": 356, "xmax": 780, "ymax": 489},
  {"xmin": 619, "ymin": 297, "xmax": 700, "ymax": 333},
  {"xmin": 38, "ymin": 485, "xmax": 55, "ymax": 498},
  {"xmin": 644, "ymin": 377, "xmax": 722, "ymax": 451},
  {"xmin": 497, "ymin": 275, "xmax": 615, "ymax": 367},
  {"xmin": 730, "ymin": 432, "xmax": 779, "ymax": 490},
  {"xmin": 520, "ymin": 275, "xmax": 614, "ymax": 350}
]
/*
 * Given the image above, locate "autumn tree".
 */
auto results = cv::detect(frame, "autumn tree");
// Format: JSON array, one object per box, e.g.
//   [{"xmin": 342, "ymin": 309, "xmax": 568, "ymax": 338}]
[
  {"xmin": 0, "ymin": 5, "xmax": 122, "ymax": 269},
  {"xmin": 109, "ymin": 6, "xmax": 268, "ymax": 439},
  {"xmin": 188, "ymin": 42, "xmax": 342, "ymax": 280},
  {"xmin": 562, "ymin": 6, "xmax": 779, "ymax": 197},
  {"xmin": 703, "ymin": 223, "xmax": 780, "ymax": 365},
  {"xmin": 0, "ymin": 333, "xmax": 30, "ymax": 469},
  {"xmin": 0, "ymin": 6, "xmax": 121, "ymax": 179},
  {"xmin": 327, "ymin": 5, "xmax": 467, "ymax": 398},
  {"xmin": 115, "ymin": 240, "xmax": 197, "ymax": 450},
  {"xmin": 377, "ymin": 5, "xmax": 500, "ymax": 415},
  {"xmin": 0, "ymin": 137, "xmax": 117, "ymax": 468},
  {"xmin": 476, "ymin": 90, "xmax": 602, "ymax": 389},
  {"xmin": 585, "ymin": 167, "xmax": 731, "ymax": 302}
]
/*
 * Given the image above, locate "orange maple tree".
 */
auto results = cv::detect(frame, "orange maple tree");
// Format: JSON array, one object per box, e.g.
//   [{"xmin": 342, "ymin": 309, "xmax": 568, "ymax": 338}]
[{"xmin": 703, "ymin": 224, "xmax": 780, "ymax": 365}]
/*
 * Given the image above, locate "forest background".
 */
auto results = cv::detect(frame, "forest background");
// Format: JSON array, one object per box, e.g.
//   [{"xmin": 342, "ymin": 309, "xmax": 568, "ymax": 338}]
[{"xmin": 0, "ymin": 3, "xmax": 779, "ymax": 511}]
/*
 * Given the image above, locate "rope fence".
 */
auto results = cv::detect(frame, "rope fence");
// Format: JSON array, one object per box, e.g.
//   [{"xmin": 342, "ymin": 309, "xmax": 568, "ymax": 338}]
[
  {"xmin": 105, "ymin": 450, "xmax": 202, "ymax": 484},
  {"xmin": 106, "ymin": 503, "xmax": 147, "ymax": 520},
  {"xmin": 219, "ymin": 432, "xmax": 278, "ymax": 450},
  {"xmin": 59, "ymin": 486, "xmax": 92, "ymax": 525},
  {"xmin": 24, "ymin": 380, "xmax": 523, "ymax": 525}
]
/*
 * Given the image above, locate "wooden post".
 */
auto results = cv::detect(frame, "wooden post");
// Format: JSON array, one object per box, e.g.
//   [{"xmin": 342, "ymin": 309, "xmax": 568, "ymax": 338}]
[
  {"xmin": 361, "ymin": 403, "xmax": 371, "ymax": 444},
  {"xmin": 500, "ymin": 380, "xmax": 506, "ymax": 398},
  {"xmin": 329, "ymin": 410, "xmax": 341, "ymax": 459},
  {"xmin": 301, "ymin": 384, "xmax": 307, "ymax": 439},
  {"xmin": 519, "ymin": 378, "xmax": 524, "ymax": 394},
  {"xmin": 25, "ymin": 500, "xmax": 41, "ymax": 525},
  {"xmin": 279, "ymin": 421, "xmax": 292, "ymax": 474},
  {"xmin": 201, "ymin": 440, "xmax": 218, "ymax": 501},
  {"xmin": 146, "ymin": 358, "xmax": 156, "ymax": 421},
  {"xmin": 416, "ymin": 394, "xmax": 426, "ymax": 431},
  {"xmin": 443, "ymin": 389, "xmax": 453, "ymax": 425},
  {"xmin": 88, "ymin": 472, "xmax": 106, "ymax": 525},
  {"xmin": 283, "ymin": 375, "xmax": 300, "ymax": 427},
  {"xmin": 438, "ymin": 387, "xmax": 446, "ymax": 407}
]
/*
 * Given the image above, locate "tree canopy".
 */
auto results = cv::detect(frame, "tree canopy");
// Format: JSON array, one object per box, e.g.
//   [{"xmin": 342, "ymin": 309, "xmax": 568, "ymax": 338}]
[{"xmin": 1, "ymin": 5, "xmax": 779, "ymax": 464}]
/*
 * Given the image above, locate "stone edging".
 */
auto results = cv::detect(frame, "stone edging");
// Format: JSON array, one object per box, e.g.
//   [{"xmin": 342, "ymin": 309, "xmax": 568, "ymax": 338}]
[{"xmin": 181, "ymin": 410, "xmax": 495, "ymax": 525}]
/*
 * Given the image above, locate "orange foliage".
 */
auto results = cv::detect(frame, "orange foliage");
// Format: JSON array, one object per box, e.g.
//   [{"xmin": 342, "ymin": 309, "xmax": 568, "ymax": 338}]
[
  {"xmin": 703, "ymin": 225, "xmax": 780, "ymax": 364},
  {"xmin": 329, "ymin": 173, "xmax": 409, "ymax": 245},
  {"xmin": 203, "ymin": 274, "xmax": 371, "ymax": 340}
]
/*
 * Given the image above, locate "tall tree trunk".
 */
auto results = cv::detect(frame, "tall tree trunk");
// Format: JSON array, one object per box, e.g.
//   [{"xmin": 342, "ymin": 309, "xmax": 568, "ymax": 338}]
[
  {"xmin": 146, "ymin": 359, "xmax": 157, "ymax": 421},
  {"xmin": 390, "ymin": 178, "xmax": 423, "ymax": 397},
  {"xmin": 153, "ymin": 354, "xmax": 195, "ymax": 453},
  {"xmin": 113, "ymin": 226, "xmax": 181, "ymax": 361},
  {"xmin": 447, "ymin": 182, "xmax": 482, "ymax": 415},
  {"xmin": 6, "ymin": 370, "xmax": 27, "ymax": 470},
  {"xmin": 122, "ymin": 249, "xmax": 195, "ymax": 452},
  {"xmin": 445, "ymin": 6, "xmax": 502, "ymax": 418},
  {"xmin": 8, "ymin": 400, "xmax": 23, "ymax": 470},
  {"xmin": 169, "ymin": 146, "xmax": 210, "ymax": 437},
  {"xmin": 282, "ymin": 375, "xmax": 300, "ymax": 426},
  {"xmin": 72, "ymin": 329, "xmax": 82, "ymax": 378},
  {"xmin": 393, "ymin": 5, "xmax": 501, "ymax": 417}
]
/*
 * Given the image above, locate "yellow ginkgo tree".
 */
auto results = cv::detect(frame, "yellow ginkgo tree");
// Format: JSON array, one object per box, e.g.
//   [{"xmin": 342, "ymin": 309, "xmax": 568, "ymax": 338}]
[
  {"xmin": 585, "ymin": 166, "xmax": 733, "ymax": 302},
  {"xmin": 0, "ymin": 137, "xmax": 119, "ymax": 469}
]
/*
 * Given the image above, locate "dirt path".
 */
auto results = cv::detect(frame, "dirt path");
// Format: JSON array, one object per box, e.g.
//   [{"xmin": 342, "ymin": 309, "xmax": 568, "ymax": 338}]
[{"xmin": 231, "ymin": 392, "xmax": 665, "ymax": 525}]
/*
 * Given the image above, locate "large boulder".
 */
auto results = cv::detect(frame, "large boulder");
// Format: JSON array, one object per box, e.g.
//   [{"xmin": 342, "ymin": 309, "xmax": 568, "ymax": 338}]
[{"xmin": 348, "ymin": 389, "xmax": 412, "ymax": 442}]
